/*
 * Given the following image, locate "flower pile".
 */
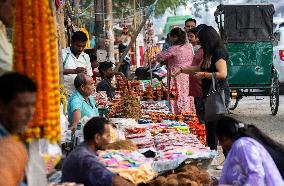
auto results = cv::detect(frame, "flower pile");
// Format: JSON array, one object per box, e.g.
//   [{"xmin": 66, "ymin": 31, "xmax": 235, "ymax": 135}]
[{"xmin": 13, "ymin": 0, "xmax": 60, "ymax": 143}]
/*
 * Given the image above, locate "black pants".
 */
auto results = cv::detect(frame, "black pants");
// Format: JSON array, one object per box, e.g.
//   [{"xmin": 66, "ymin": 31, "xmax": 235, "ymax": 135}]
[
  {"xmin": 204, "ymin": 87, "xmax": 230, "ymax": 151},
  {"xmin": 205, "ymin": 121, "xmax": 218, "ymax": 150},
  {"xmin": 194, "ymin": 97, "xmax": 205, "ymax": 124}
]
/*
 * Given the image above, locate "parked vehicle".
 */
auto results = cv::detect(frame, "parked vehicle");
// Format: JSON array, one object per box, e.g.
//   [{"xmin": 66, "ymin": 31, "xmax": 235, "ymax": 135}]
[
  {"xmin": 215, "ymin": 4, "xmax": 279, "ymax": 115},
  {"xmin": 163, "ymin": 15, "xmax": 190, "ymax": 35},
  {"xmin": 273, "ymin": 27, "xmax": 284, "ymax": 84},
  {"xmin": 273, "ymin": 17, "xmax": 284, "ymax": 31},
  {"xmin": 273, "ymin": 27, "xmax": 284, "ymax": 94}
]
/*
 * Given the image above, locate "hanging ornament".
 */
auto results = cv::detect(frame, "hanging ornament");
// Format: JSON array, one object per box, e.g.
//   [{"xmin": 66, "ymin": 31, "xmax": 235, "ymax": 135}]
[{"xmin": 13, "ymin": 0, "xmax": 61, "ymax": 143}]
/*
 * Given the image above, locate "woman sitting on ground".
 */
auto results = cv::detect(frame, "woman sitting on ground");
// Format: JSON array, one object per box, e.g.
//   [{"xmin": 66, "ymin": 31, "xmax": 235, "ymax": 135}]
[{"xmin": 216, "ymin": 116, "xmax": 284, "ymax": 185}]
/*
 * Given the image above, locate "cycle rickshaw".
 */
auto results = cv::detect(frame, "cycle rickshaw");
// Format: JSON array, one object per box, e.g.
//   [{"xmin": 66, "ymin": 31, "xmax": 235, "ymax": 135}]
[{"xmin": 214, "ymin": 4, "xmax": 279, "ymax": 115}]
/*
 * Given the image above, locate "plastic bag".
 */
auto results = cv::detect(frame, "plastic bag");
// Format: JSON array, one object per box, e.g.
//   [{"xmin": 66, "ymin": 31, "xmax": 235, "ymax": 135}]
[{"xmin": 39, "ymin": 139, "xmax": 62, "ymax": 174}]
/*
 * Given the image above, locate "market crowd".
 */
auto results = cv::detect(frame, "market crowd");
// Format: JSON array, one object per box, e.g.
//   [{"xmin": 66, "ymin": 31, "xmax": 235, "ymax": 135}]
[
  {"xmin": 0, "ymin": 0, "xmax": 284, "ymax": 184},
  {"xmin": 58, "ymin": 17, "xmax": 284, "ymax": 185}
]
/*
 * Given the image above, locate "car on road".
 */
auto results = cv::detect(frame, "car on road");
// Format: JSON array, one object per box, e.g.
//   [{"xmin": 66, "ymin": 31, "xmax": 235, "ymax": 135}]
[
  {"xmin": 273, "ymin": 17, "xmax": 284, "ymax": 31},
  {"xmin": 273, "ymin": 27, "xmax": 284, "ymax": 93}
]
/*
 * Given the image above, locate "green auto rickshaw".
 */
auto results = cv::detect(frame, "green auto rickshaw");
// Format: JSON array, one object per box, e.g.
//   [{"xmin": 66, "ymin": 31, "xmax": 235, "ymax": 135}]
[{"xmin": 214, "ymin": 4, "xmax": 279, "ymax": 115}]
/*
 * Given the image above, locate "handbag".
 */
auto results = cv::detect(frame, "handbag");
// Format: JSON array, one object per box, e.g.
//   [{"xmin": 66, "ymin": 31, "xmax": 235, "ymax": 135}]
[{"xmin": 204, "ymin": 73, "xmax": 228, "ymax": 122}]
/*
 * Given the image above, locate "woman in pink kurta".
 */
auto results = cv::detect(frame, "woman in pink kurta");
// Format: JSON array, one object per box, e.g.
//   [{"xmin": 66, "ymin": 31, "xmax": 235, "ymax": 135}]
[{"xmin": 157, "ymin": 27, "xmax": 194, "ymax": 114}]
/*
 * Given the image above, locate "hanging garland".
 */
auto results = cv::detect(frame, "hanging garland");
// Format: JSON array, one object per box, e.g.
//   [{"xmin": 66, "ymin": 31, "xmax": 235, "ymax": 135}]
[
  {"xmin": 13, "ymin": 0, "xmax": 61, "ymax": 143},
  {"xmin": 144, "ymin": 19, "xmax": 157, "ymax": 63}
]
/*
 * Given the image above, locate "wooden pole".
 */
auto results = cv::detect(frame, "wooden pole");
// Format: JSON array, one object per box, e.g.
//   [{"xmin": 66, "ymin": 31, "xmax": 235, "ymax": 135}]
[
  {"xmin": 133, "ymin": 0, "xmax": 137, "ymax": 67},
  {"xmin": 94, "ymin": 0, "xmax": 105, "ymax": 49},
  {"xmin": 105, "ymin": 0, "xmax": 115, "ymax": 62}
]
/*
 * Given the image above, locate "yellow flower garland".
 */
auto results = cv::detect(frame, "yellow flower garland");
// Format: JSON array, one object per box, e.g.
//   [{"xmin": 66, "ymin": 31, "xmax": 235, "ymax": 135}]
[
  {"xmin": 80, "ymin": 28, "xmax": 91, "ymax": 49},
  {"xmin": 13, "ymin": 0, "xmax": 61, "ymax": 143}
]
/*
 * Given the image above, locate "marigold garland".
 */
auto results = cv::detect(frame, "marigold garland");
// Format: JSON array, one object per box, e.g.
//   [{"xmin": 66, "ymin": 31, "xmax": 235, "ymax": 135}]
[
  {"xmin": 80, "ymin": 28, "xmax": 91, "ymax": 48},
  {"xmin": 13, "ymin": 0, "xmax": 61, "ymax": 143}
]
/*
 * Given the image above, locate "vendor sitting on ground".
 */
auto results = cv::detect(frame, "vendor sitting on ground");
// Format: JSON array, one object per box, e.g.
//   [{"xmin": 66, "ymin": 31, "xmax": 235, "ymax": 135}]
[
  {"xmin": 96, "ymin": 62, "xmax": 116, "ymax": 100},
  {"xmin": 61, "ymin": 117, "xmax": 134, "ymax": 186},
  {"xmin": 68, "ymin": 73, "xmax": 99, "ymax": 132},
  {"xmin": 89, "ymin": 55, "xmax": 126, "ymax": 87}
]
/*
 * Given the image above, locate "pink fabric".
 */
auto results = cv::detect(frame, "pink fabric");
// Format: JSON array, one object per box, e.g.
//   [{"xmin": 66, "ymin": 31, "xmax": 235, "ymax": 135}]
[
  {"xmin": 158, "ymin": 44, "xmax": 195, "ymax": 114},
  {"xmin": 189, "ymin": 48, "xmax": 203, "ymax": 97}
]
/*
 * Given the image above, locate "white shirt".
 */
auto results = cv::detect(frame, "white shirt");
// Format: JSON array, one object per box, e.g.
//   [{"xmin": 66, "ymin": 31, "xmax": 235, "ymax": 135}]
[
  {"xmin": 193, "ymin": 45, "xmax": 201, "ymax": 54},
  {"xmin": 0, "ymin": 20, "xmax": 12, "ymax": 73},
  {"xmin": 62, "ymin": 47, "xmax": 93, "ymax": 94}
]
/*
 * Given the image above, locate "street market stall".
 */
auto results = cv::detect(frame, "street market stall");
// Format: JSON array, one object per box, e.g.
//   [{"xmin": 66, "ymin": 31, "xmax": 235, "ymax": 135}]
[
  {"xmin": 4, "ymin": 0, "xmax": 216, "ymax": 185},
  {"xmin": 85, "ymin": 81, "xmax": 214, "ymax": 185},
  {"xmin": 60, "ymin": 77, "xmax": 214, "ymax": 185}
]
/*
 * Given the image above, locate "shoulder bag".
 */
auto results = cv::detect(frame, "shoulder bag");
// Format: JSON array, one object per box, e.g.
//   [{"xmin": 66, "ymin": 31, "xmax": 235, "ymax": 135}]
[{"xmin": 204, "ymin": 73, "xmax": 228, "ymax": 122}]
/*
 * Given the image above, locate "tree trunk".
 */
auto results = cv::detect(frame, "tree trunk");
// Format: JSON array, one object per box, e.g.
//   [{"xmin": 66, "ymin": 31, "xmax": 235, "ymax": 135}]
[
  {"xmin": 105, "ymin": 0, "xmax": 115, "ymax": 62},
  {"xmin": 94, "ymin": 0, "xmax": 105, "ymax": 49},
  {"xmin": 50, "ymin": 0, "xmax": 64, "ymax": 84}
]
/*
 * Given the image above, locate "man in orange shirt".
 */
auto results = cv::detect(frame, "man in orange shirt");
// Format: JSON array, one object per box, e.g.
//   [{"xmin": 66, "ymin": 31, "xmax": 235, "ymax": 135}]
[{"xmin": 0, "ymin": 72, "xmax": 37, "ymax": 185}]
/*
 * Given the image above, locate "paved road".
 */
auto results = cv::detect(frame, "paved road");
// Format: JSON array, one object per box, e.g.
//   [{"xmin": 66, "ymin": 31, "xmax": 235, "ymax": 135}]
[{"xmin": 230, "ymin": 95, "xmax": 284, "ymax": 143}]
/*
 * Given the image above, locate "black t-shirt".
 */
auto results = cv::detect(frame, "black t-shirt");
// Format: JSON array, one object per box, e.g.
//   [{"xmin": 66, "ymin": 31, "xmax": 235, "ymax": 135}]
[
  {"xmin": 96, "ymin": 79, "xmax": 115, "ymax": 100},
  {"xmin": 201, "ymin": 47, "xmax": 230, "ymax": 99}
]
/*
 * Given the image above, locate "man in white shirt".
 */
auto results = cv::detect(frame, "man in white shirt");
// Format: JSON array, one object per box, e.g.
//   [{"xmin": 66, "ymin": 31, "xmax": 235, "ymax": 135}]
[{"xmin": 63, "ymin": 31, "xmax": 93, "ymax": 94}]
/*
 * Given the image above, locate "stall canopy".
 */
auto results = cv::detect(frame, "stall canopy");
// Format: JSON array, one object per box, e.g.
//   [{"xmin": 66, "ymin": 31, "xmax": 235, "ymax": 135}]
[{"xmin": 215, "ymin": 4, "xmax": 275, "ymax": 42}]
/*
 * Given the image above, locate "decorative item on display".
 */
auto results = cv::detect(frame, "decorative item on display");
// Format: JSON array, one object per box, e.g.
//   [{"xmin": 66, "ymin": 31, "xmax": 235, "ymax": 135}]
[
  {"xmin": 120, "ymin": 95, "xmax": 142, "ymax": 120},
  {"xmin": 14, "ymin": 0, "xmax": 60, "ymax": 143},
  {"xmin": 93, "ymin": 91, "xmax": 109, "ymax": 109},
  {"xmin": 141, "ymin": 101, "xmax": 170, "ymax": 113},
  {"xmin": 142, "ymin": 84, "xmax": 167, "ymax": 101},
  {"xmin": 144, "ymin": 85, "xmax": 154, "ymax": 101},
  {"xmin": 98, "ymin": 150, "xmax": 157, "ymax": 185},
  {"xmin": 124, "ymin": 127, "xmax": 155, "ymax": 150}
]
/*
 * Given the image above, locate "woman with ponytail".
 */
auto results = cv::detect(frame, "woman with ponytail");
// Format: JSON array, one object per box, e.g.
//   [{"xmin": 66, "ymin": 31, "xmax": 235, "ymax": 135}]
[
  {"xmin": 157, "ymin": 27, "xmax": 194, "ymax": 114},
  {"xmin": 216, "ymin": 116, "xmax": 284, "ymax": 185}
]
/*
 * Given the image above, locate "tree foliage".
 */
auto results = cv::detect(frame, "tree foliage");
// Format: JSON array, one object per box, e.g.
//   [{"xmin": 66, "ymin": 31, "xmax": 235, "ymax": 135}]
[
  {"xmin": 113, "ymin": 0, "xmax": 188, "ymax": 17},
  {"xmin": 112, "ymin": 0, "xmax": 222, "ymax": 18},
  {"xmin": 78, "ymin": 0, "xmax": 220, "ymax": 19}
]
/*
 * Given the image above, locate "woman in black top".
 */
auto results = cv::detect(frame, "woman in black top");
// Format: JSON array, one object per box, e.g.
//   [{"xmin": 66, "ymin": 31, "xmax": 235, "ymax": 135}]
[{"xmin": 172, "ymin": 24, "xmax": 230, "ymax": 150}]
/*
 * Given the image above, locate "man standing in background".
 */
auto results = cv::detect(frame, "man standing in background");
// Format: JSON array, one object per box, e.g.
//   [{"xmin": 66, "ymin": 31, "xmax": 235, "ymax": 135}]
[
  {"xmin": 63, "ymin": 31, "xmax": 93, "ymax": 95},
  {"xmin": 184, "ymin": 18, "xmax": 196, "ymax": 33}
]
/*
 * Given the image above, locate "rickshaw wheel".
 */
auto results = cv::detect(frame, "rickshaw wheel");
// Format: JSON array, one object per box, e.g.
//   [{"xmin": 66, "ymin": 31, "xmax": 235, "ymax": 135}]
[
  {"xmin": 270, "ymin": 76, "xmax": 279, "ymax": 115},
  {"xmin": 229, "ymin": 98, "xmax": 239, "ymax": 110}
]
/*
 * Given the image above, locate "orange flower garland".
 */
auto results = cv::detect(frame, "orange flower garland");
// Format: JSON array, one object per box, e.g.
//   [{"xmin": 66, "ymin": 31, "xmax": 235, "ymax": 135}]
[
  {"xmin": 13, "ymin": 0, "xmax": 61, "ymax": 143},
  {"xmin": 13, "ymin": 0, "xmax": 24, "ymax": 73}
]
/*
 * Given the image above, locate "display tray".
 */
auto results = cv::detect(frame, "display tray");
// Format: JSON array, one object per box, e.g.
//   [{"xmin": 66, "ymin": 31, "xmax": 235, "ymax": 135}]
[{"xmin": 152, "ymin": 155, "xmax": 215, "ymax": 175}]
